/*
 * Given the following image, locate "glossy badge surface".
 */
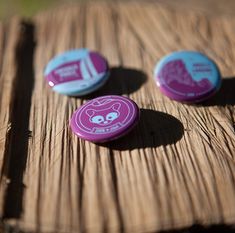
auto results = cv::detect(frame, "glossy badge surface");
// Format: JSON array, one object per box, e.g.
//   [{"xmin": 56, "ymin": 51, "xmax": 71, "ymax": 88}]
[
  {"xmin": 44, "ymin": 49, "xmax": 109, "ymax": 96},
  {"xmin": 70, "ymin": 95, "xmax": 140, "ymax": 142},
  {"xmin": 154, "ymin": 51, "xmax": 221, "ymax": 103}
]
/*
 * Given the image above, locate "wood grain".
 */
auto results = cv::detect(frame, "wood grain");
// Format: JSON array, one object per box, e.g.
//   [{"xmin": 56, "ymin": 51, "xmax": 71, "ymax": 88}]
[{"xmin": 0, "ymin": 1, "xmax": 235, "ymax": 232}]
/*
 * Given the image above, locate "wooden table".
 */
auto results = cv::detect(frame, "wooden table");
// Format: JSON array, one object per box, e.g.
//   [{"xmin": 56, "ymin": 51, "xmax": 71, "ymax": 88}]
[{"xmin": 0, "ymin": 1, "xmax": 235, "ymax": 232}]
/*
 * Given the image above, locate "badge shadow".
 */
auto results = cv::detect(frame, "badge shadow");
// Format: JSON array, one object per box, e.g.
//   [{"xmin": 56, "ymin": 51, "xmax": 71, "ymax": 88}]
[
  {"xmin": 79, "ymin": 66, "xmax": 147, "ymax": 99},
  {"xmin": 99, "ymin": 109, "xmax": 184, "ymax": 150},
  {"xmin": 200, "ymin": 77, "xmax": 235, "ymax": 106}
]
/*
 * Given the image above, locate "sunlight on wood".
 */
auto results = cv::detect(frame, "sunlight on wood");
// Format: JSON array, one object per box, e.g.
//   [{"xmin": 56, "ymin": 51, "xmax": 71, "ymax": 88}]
[{"xmin": 0, "ymin": 1, "xmax": 235, "ymax": 232}]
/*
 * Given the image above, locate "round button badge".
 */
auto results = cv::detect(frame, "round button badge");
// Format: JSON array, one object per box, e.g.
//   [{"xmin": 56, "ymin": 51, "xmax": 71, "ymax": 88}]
[
  {"xmin": 44, "ymin": 49, "xmax": 109, "ymax": 96},
  {"xmin": 70, "ymin": 95, "xmax": 140, "ymax": 142},
  {"xmin": 154, "ymin": 51, "xmax": 221, "ymax": 103}
]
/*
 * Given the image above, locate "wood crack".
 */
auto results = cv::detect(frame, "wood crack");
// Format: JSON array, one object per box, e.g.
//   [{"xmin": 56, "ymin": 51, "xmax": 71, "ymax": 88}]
[{"xmin": 1, "ymin": 20, "xmax": 36, "ymax": 219}]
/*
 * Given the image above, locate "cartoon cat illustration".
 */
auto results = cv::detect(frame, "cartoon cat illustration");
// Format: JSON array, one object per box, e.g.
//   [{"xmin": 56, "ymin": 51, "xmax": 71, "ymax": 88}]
[{"xmin": 86, "ymin": 103, "xmax": 121, "ymax": 126}]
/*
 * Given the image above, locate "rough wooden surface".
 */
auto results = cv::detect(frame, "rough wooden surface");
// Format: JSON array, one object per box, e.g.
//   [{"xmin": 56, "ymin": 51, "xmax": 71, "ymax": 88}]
[{"xmin": 0, "ymin": 1, "xmax": 235, "ymax": 232}]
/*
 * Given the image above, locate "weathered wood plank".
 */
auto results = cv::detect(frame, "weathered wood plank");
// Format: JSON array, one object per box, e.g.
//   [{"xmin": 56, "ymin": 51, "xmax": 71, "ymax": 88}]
[{"xmin": 0, "ymin": 1, "xmax": 235, "ymax": 232}]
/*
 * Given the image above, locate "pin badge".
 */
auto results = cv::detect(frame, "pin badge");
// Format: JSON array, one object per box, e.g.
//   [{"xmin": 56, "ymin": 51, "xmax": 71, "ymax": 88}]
[
  {"xmin": 45, "ymin": 49, "xmax": 109, "ymax": 96},
  {"xmin": 70, "ymin": 95, "xmax": 140, "ymax": 142},
  {"xmin": 154, "ymin": 51, "xmax": 221, "ymax": 103}
]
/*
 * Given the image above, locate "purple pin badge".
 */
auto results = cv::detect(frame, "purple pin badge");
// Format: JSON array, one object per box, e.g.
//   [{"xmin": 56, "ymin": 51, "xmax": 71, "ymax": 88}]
[
  {"xmin": 154, "ymin": 51, "xmax": 221, "ymax": 103},
  {"xmin": 44, "ymin": 49, "xmax": 109, "ymax": 96},
  {"xmin": 70, "ymin": 95, "xmax": 140, "ymax": 142}
]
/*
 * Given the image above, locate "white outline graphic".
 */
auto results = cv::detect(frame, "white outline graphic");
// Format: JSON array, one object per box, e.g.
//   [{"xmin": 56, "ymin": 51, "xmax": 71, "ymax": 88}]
[{"xmin": 75, "ymin": 97, "xmax": 135, "ymax": 135}]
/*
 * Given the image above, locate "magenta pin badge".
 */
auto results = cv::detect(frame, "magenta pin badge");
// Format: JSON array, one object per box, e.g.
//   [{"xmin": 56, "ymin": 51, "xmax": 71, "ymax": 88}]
[
  {"xmin": 154, "ymin": 51, "xmax": 221, "ymax": 103},
  {"xmin": 44, "ymin": 49, "xmax": 109, "ymax": 96},
  {"xmin": 70, "ymin": 95, "xmax": 140, "ymax": 142}
]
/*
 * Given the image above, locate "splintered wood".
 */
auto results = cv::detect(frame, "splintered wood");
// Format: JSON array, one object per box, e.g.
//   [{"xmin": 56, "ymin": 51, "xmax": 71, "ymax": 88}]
[{"xmin": 0, "ymin": 2, "xmax": 235, "ymax": 233}]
